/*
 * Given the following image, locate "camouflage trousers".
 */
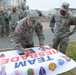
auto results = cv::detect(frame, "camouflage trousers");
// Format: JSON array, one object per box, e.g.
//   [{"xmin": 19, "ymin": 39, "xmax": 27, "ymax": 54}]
[
  {"xmin": 9, "ymin": 24, "xmax": 16, "ymax": 37},
  {"xmin": 52, "ymin": 36, "xmax": 69, "ymax": 54},
  {"xmin": 5, "ymin": 23, "xmax": 9, "ymax": 35},
  {"xmin": 0, "ymin": 24, "xmax": 6, "ymax": 37}
]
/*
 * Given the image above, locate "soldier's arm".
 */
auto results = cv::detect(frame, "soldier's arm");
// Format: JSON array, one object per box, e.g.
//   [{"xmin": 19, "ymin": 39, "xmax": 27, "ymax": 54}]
[
  {"xmin": 67, "ymin": 14, "xmax": 76, "ymax": 36},
  {"xmin": 18, "ymin": 13, "xmax": 21, "ymax": 20},
  {"xmin": 49, "ymin": 14, "xmax": 56, "ymax": 33},
  {"xmin": 8, "ymin": 14, "xmax": 11, "ymax": 26},
  {"xmin": 35, "ymin": 22, "xmax": 45, "ymax": 45},
  {"xmin": 9, "ymin": 13, "xmax": 11, "ymax": 21},
  {"xmin": 13, "ymin": 32, "xmax": 23, "ymax": 50},
  {"xmin": 70, "ymin": 15, "xmax": 76, "ymax": 34},
  {"xmin": 13, "ymin": 23, "xmax": 23, "ymax": 50},
  {"xmin": 72, "ymin": 26, "xmax": 76, "ymax": 34},
  {"xmin": 49, "ymin": 15, "xmax": 55, "ymax": 29},
  {"xmin": 72, "ymin": 16, "xmax": 76, "ymax": 34}
]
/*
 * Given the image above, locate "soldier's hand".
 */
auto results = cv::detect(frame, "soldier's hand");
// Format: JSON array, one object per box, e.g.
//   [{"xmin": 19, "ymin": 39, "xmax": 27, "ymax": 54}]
[
  {"xmin": 51, "ymin": 29, "xmax": 54, "ymax": 33},
  {"xmin": 67, "ymin": 32, "xmax": 73, "ymax": 36},
  {"xmin": 23, "ymin": 50, "xmax": 30, "ymax": 56},
  {"xmin": 15, "ymin": 29, "xmax": 19, "ymax": 34},
  {"xmin": 14, "ymin": 43, "xmax": 23, "ymax": 50},
  {"xmin": 39, "ymin": 44, "xmax": 46, "ymax": 51}
]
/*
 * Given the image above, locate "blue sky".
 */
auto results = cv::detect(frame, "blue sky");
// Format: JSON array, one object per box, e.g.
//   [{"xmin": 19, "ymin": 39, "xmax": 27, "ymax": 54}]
[{"xmin": 26, "ymin": 0, "xmax": 76, "ymax": 10}]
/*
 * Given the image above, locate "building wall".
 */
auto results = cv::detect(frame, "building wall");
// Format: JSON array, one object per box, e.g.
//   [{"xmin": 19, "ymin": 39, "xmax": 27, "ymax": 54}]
[
  {"xmin": 0, "ymin": 0, "xmax": 26, "ymax": 9},
  {"xmin": 0, "ymin": 0, "xmax": 13, "ymax": 9}
]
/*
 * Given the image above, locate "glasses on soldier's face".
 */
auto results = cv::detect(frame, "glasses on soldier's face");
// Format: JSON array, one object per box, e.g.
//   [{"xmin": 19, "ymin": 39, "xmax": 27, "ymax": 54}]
[
  {"xmin": 28, "ymin": 17, "xmax": 37, "ymax": 27},
  {"xmin": 29, "ymin": 17, "xmax": 39, "ymax": 21},
  {"xmin": 29, "ymin": 17, "xmax": 35, "ymax": 22},
  {"xmin": 29, "ymin": 17, "xmax": 37, "ymax": 25}
]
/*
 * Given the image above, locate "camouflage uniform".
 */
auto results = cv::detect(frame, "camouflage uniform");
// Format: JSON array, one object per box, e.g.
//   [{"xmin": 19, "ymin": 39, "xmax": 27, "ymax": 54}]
[
  {"xmin": 0, "ymin": 11, "xmax": 6, "ymax": 37},
  {"xmin": 13, "ymin": 17, "xmax": 44, "ymax": 51},
  {"xmin": 4, "ymin": 11, "xmax": 9, "ymax": 36},
  {"xmin": 49, "ymin": 2, "xmax": 76, "ymax": 54},
  {"xmin": 21, "ymin": 10, "xmax": 27, "ymax": 19},
  {"xmin": 9, "ymin": 10, "xmax": 20, "ymax": 37}
]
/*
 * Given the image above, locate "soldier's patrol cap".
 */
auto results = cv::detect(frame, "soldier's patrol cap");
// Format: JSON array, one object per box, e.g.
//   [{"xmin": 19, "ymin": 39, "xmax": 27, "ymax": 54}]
[
  {"xmin": 60, "ymin": 2, "xmax": 70, "ymax": 11},
  {"xmin": 27, "ymin": 10, "xmax": 39, "ymax": 18},
  {"xmin": 12, "ymin": 6, "xmax": 16, "ymax": 9}
]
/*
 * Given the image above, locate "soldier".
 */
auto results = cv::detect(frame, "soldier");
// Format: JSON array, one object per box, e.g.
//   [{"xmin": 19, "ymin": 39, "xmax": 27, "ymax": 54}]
[
  {"xmin": 21, "ymin": 10, "xmax": 27, "ymax": 19},
  {"xmin": 49, "ymin": 2, "xmax": 76, "ymax": 54},
  {"xmin": 13, "ymin": 11, "xmax": 45, "ymax": 55},
  {"xmin": 9, "ymin": 7, "xmax": 20, "ymax": 38},
  {"xmin": 4, "ymin": 9, "xmax": 9, "ymax": 36},
  {"xmin": 0, "ymin": 10, "xmax": 6, "ymax": 37}
]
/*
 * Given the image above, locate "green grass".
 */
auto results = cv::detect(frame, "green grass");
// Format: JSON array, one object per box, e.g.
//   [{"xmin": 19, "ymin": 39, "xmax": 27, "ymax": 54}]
[
  {"xmin": 59, "ymin": 41, "xmax": 76, "ymax": 75},
  {"xmin": 66, "ymin": 41, "xmax": 76, "ymax": 61}
]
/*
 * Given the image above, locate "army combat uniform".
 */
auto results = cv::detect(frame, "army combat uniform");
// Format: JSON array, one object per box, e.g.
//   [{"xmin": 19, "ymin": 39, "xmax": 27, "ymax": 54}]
[
  {"xmin": 4, "ymin": 11, "xmax": 9, "ymax": 36},
  {"xmin": 0, "ymin": 11, "xmax": 6, "ymax": 37},
  {"xmin": 13, "ymin": 17, "xmax": 45, "ymax": 50},
  {"xmin": 9, "ymin": 11, "xmax": 20, "ymax": 37},
  {"xmin": 49, "ymin": 10, "xmax": 76, "ymax": 54}
]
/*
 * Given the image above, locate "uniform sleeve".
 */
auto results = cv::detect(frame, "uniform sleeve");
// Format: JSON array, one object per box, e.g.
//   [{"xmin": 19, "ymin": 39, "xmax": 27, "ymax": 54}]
[
  {"xmin": 18, "ymin": 13, "xmax": 21, "ymax": 20},
  {"xmin": 70, "ymin": 15, "xmax": 76, "ymax": 34},
  {"xmin": 72, "ymin": 26, "xmax": 76, "ymax": 33},
  {"xmin": 71, "ymin": 17, "xmax": 76, "ymax": 33},
  {"xmin": 35, "ymin": 22, "xmax": 45, "ymax": 45},
  {"xmin": 49, "ymin": 15, "xmax": 55, "ymax": 29},
  {"xmin": 13, "ymin": 23, "xmax": 23, "ymax": 50},
  {"xmin": 9, "ymin": 13, "xmax": 12, "ymax": 21}
]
